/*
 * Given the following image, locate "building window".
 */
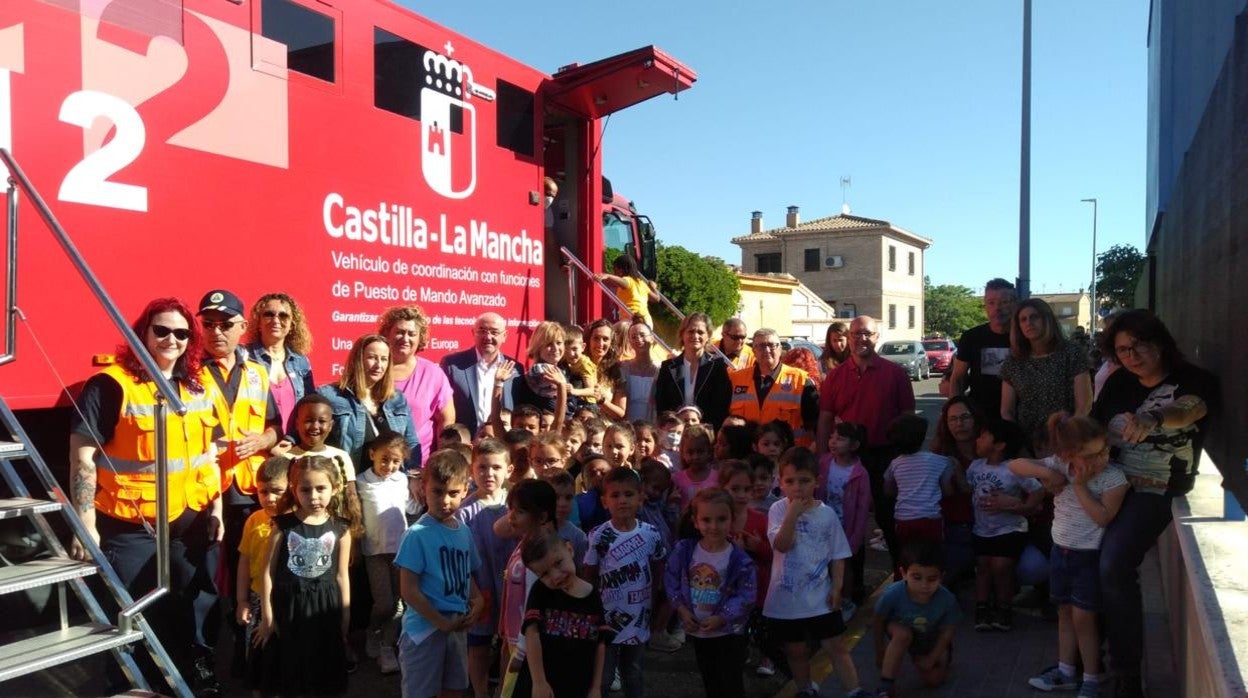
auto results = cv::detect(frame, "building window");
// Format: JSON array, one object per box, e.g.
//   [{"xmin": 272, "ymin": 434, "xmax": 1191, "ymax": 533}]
[
  {"xmin": 756, "ymin": 253, "xmax": 782, "ymax": 273},
  {"xmin": 1061, "ymin": 306, "xmax": 1073, "ymax": 316},
  {"xmin": 374, "ymin": 28, "xmax": 425, "ymax": 119},
  {"xmin": 804, "ymin": 248, "xmax": 820, "ymax": 272},
  {"xmin": 908, "ymin": 305, "xmax": 916, "ymax": 328},
  {"xmin": 908, "ymin": 251, "xmax": 916, "ymax": 276},
  {"xmin": 888, "ymin": 245, "xmax": 897, "ymax": 272},
  {"xmin": 263, "ymin": 0, "xmax": 336, "ymax": 83},
  {"xmin": 888, "ymin": 304, "xmax": 897, "ymax": 329}
]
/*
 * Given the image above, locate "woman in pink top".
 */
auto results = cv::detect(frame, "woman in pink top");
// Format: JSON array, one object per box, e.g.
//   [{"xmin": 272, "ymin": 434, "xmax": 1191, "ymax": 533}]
[{"xmin": 378, "ymin": 305, "xmax": 454, "ymax": 464}]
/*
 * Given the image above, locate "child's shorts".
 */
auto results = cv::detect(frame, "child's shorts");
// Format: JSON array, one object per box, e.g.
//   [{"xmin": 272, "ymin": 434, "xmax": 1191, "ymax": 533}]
[
  {"xmin": 1049, "ymin": 545, "xmax": 1102, "ymax": 611},
  {"xmin": 764, "ymin": 612, "xmax": 845, "ymax": 644},
  {"xmin": 971, "ymin": 531, "xmax": 1028, "ymax": 559},
  {"xmin": 398, "ymin": 625, "xmax": 468, "ymax": 698},
  {"xmin": 895, "ymin": 517, "xmax": 944, "ymax": 545},
  {"xmin": 884, "ymin": 626, "xmax": 948, "ymax": 658}
]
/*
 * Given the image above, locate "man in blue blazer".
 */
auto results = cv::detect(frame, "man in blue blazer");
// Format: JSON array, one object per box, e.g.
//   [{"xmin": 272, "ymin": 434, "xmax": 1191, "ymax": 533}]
[{"xmin": 440, "ymin": 312, "xmax": 520, "ymax": 435}]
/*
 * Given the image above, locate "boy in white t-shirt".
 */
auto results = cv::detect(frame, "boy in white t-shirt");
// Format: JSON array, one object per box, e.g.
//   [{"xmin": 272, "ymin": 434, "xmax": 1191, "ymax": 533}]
[
  {"xmin": 764, "ymin": 447, "xmax": 869, "ymax": 698},
  {"xmin": 966, "ymin": 419, "xmax": 1042, "ymax": 632}
]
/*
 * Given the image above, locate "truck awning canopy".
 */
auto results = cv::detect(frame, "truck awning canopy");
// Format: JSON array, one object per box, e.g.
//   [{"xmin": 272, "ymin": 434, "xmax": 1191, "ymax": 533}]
[{"xmin": 543, "ymin": 46, "xmax": 696, "ymax": 119}]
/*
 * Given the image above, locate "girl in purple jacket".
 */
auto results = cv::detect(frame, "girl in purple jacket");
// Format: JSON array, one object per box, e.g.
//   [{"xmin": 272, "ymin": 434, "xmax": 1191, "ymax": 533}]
[
  {"xmin": 818, "ymin": 421, "xmax": 873, "ymax": 611},
  {"xmin": 664, "ymin": 488, "xmax": 757, "ymax": 698}
]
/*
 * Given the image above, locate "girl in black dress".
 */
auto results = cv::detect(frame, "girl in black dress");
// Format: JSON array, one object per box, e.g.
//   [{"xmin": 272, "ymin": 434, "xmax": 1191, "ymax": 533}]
[{"xmin": 256, "ymin": 456, "xmax": 355, "ymax": 696}]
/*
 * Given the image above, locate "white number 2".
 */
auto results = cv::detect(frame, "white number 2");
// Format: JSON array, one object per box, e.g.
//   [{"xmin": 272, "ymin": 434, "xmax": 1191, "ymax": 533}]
[{"xmin": 57, "ymin": 91, "xmax": 147, "ymax": 212}]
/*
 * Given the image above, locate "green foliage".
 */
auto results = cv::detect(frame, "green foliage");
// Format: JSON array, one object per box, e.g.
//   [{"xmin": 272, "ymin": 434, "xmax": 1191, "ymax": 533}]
[
  {"xmin": 923, "ymin": 276, "xmax": 984, "ymax": 338},
  {"xmin": 1095, "ymin": 244, "xmax": 1146, "ymax": 311},
  {"xmin": 654, "ymin": 243, "xmax": 740, "ymax": 327}
]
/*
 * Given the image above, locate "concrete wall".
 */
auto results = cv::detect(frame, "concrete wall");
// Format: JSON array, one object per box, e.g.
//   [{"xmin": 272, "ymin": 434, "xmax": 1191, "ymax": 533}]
[
  {"xmin": 1156, "ymin": 465, "xmax": 1248, "ymax": 697},
  {"xmin": 1146, "ymin": 9, "xmax": 1248, "ymax": 500}
]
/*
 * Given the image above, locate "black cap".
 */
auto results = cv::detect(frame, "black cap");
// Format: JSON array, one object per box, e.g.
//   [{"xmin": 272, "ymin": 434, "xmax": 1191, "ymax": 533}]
[{"xmin": 197, "ymin": 289, "xmax": 245, "ymax": 317}]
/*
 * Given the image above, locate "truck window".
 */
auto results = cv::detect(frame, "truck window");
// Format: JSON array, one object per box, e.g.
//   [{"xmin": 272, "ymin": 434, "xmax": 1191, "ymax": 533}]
[
  {"xmin": 262, "ymin": 0, "xmax": 336, "ymax": 83},
  {"xmin": 603, "ymin": 212, "xmax": 633, "ymax": 260},
  {"xmin": 374, "ymin": 28, "xmax": 459, "ymax": 133},
  {"xmin": 496, "ymin": 81, "xmax": 535, "ymax": 157}
]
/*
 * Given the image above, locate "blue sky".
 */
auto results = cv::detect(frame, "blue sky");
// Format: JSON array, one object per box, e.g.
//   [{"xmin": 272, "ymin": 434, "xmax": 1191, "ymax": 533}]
[{"xmin": 407, "ymin": 1, "xmax": 1148, "ymax": 293}]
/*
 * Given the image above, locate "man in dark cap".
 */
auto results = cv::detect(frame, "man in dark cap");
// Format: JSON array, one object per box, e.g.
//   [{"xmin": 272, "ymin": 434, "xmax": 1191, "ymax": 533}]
[{"xmin": 197, "ymin": 289, "xmax": 281, "ymax": 692}]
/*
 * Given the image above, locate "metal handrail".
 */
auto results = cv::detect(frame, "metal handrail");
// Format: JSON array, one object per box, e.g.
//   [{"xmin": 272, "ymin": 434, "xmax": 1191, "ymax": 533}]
[
  {"xmin": 1, "ymin": 181, "xmax": 16, "ymax": 367},
  {"xmin": 640, "ymin": 276, "xmax": 728, "ymax": 361},
  {"xmin": 0, "ymin": 148, "xmax": 177, "ymax": 627},
  {"xmin": 559, "ymin": 246, "xmax": 676, "ymax": 355},
  {"xmin": 0, "ymin": 150, "xmax": 185, "ymax": 412}
]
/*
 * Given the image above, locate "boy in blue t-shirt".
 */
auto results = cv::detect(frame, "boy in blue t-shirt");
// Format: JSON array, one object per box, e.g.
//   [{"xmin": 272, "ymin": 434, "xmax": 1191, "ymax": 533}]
[
  {"xmin": 395, "ymin": 450, "xmax": 484, "ymax": 698},
  {"xmin": 873, "ymin": 541, "xmax": 962, "ymax": 697}
]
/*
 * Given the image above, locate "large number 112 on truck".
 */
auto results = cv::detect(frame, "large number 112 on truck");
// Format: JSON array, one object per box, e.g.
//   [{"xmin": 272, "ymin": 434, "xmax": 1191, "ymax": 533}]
[{"xmin": 0, "ymin": 0, "xmax": 694, "ymax": 412}]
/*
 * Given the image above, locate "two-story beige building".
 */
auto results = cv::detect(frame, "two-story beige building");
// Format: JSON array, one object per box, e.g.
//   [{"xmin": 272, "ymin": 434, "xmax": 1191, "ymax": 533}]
[
  {"xmin": 731, "ymin": 207, "xmax": 932, "ymax": 341},
  {"xmin": 1033, "ymin": 291, "xmax": 1092, "ymax": 336}
]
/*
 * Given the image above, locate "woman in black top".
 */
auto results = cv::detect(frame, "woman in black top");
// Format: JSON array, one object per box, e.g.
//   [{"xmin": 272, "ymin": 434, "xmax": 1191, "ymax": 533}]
[{"xmin": 653, "ymin": 312, "xmax": 732, "ymax": 430}]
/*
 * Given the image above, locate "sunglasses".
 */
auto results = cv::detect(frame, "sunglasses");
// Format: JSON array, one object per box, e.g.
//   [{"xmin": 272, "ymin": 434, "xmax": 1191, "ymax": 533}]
[
  {"xmin": 152, "ymin": 325, "xmax": 191, "ymax": 341},
  {"xmin": 725, "ymin": 334, "xmax": 747, "ymax": 341},
  {"xmin": 202, "ymin": 320, "xmax": 241, "ymax": 333},
  {"xmin": 262, "ymin": 310, "xmax": 291, "ymax": 322}
]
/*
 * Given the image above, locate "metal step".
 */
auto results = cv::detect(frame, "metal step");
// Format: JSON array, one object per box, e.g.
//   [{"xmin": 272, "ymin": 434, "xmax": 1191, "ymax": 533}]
[
  {"xmin": 0, "ymin": 557, "xmax": 99, "ymax": 595},
  {"xmin": 0, "ymin": 623, "xmax": 144, "ymax": 681},
  {"xmin": 0, "ymin": 440, "xmax": 27, "ymax": 460},
  {"xmin": 0, "ymin": 497, "xmax": 61, "ymax": 520}
]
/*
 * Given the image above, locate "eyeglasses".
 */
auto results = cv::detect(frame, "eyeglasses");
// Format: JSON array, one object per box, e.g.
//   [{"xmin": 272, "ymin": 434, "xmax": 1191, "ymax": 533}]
[
  {"xmin": 1115, "ymin": 342, "xmax": 1154, "ymax": 359},
  {"xmin": 850, "ymin": 331, "xmax": 877, "ymax": 338},
  {"xmin": 152, "ymin": 325, "xmax": 191, "ymax": 341},
  {"xmin": 725, "ymin": 334, "xmax": 747, "ymax": 341},
  {"xmin": 202, "ymin": 320, "xmax": 241, "ymax": 333},
  {"xmin": 262, "ymin": 310, "xmax": 291, "ymax": 322},
  {"xmin": 946, "ymin": 414, "xmax": 975, "ymax": 423},
  {"xmin": 475, "ymin": 327, "xmax": 504, "ymax": 337},
  {"xmin": 753, "ymin": 342, "xmax": 781, "ymax": 351},
  {"xmin": 533, "ymin": 457, "xmax": 563, "ymax": 467}
]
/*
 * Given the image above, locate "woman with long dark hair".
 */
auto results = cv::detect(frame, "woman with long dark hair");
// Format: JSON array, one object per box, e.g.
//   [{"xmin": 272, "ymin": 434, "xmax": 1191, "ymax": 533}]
[{"xmin": 1092, "ymin": 310, "xmax": 1218, "ymax": 695}]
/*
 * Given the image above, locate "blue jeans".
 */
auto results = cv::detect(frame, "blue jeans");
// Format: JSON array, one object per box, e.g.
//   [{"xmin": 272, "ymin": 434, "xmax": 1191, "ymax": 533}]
[{"xmin": 1099, "ymin": 490, "xmax": 1172, "ymax": 679}]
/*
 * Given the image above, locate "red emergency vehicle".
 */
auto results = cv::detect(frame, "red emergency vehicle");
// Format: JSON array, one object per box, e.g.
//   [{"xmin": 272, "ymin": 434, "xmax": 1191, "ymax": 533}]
[{"xmin": 0, "ymin": 0, "xmax": 693, "ymax": 410}]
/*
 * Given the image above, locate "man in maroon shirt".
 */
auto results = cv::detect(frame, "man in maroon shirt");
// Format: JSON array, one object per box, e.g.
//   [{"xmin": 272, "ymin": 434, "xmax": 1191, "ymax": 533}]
[{"xmin": 815, "ymin": 316, "xmax": 916, "ymax": 569}]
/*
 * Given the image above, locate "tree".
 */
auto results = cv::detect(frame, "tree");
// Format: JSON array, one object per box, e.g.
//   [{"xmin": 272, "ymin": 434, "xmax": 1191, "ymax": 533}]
[
  {"xmin": 923, "ymin": 276, "xmax": 984, "ymax": 338},
  {"xmin": 1095, "ymin": 244, "xmax": 1146, "ymax": 311},
  {"xmin": 654, "ymin": 243, "xmax": 740, "ymax": 327}
]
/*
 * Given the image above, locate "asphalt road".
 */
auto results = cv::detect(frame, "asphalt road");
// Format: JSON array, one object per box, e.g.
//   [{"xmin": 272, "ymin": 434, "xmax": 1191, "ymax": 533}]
[{"xmin": 5, "ymin": 376, "xmax": 948, "ymax": 698}]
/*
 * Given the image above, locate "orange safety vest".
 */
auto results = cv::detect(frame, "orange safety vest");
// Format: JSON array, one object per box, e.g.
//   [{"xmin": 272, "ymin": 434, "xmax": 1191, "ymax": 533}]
[
  {"xmin": 94, "ymin": 365, "xmax": 220, "ymax": 524},
  {"xmin": 203, "ymin": 357, "xmax": 271, "ymax": 496},
  {"xmin": 714, "ymin": 342, "xmax": 755, "ymax": 372},
  {"xmin": 728, "ymin": 363, "xmax": 812, "ymax": 446}
]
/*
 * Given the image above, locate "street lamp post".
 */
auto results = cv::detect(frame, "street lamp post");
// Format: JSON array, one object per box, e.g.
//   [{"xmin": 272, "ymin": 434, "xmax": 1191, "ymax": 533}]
[{"xmin": 1081, "ymin": 197, "xmax": 1098, "ymax": 323}]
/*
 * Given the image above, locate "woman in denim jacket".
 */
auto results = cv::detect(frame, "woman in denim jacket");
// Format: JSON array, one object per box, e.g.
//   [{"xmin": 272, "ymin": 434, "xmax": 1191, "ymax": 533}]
[
  {"xmin": 317, "ymin": 333, "xmax": 421, "ymax": 472},
  {"xmin": 244, "ymin": 292, "xmax": 316, "ymax": 430}
]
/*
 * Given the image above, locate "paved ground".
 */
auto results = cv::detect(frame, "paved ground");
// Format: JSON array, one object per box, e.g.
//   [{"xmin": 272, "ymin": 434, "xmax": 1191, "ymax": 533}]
[{"xmin": 2, "ymin": 376, "xmax": 1178, "ymax": 697}]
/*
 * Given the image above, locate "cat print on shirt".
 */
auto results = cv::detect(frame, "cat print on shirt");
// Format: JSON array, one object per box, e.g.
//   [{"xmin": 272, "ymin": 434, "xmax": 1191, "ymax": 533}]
[{"xmin": 287, "ymin": 530, "xmax": 336, "ymax": 578}]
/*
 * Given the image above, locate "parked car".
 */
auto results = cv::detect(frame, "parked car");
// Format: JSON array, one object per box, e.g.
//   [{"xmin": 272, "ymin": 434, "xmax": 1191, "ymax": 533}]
[
  {"xmin": 878, "ymin": 340, "xmax": 932, "ymax": 381},
  {"xmin": 922, "ymin": 338, "xmax": 957, "ymax": 374},
  {"xmin": 779, "ymin": 337, "xmax": 826, "ymax": 379}
]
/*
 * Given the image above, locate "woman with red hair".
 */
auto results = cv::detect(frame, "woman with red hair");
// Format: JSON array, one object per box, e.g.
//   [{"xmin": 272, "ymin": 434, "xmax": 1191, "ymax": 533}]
[
  {"xmin": 68, "ymin": 297, "xmax": 224, "ymax": 692},
  {"xmin": 781, "ymin": 346, "xmax": 823, "ymax": 383}
]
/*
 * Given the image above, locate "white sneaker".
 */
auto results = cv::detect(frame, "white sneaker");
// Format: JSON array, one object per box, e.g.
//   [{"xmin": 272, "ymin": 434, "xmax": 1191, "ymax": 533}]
[
  {"xmin": 841, "ymin": 599, "xmax": 857, "ymax": 623},
  {"xmin": 669, "ymin": 627, "xmax": 686, "ymax": 645},
  {"xmin": 377, "ymin": 646, "xmax": 400, "ymax": 675},
  {"xmin": 755, "ymin": 657, "xmax": 776, "ymax": 676},
  {"xmin": 365, "ymin": 629, "xmax": 382, "ymax": 659},
  {"xmin": 610, "ymin": 669, "xmax": 622, "ymax": 691}
]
